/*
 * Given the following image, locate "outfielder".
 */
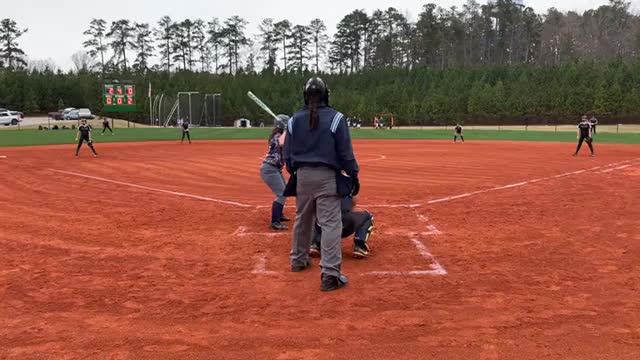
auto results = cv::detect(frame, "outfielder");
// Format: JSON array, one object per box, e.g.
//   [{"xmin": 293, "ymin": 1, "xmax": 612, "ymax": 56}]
[
  {"xmin": 101, "ymin": 118, "xmax": 114, "ymax": 135},
  {"xmin": 454, "ymin": 124, "xmax": 464, "ymax": 143}
]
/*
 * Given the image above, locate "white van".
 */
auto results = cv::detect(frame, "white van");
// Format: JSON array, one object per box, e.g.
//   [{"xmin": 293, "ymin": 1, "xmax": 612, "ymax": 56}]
[{"xmin": 77, "ymin": 108, "xmax": 94, "ymax": 119}]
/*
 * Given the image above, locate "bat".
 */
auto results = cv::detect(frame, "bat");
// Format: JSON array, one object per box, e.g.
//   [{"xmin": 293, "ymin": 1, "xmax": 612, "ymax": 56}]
[{"xmin": 247, "ymin": 91, "xmax": 279, "ymax": 122}]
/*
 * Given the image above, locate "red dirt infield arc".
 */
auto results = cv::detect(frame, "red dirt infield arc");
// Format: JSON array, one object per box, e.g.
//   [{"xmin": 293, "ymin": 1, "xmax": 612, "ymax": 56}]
[{"xmin": 1, "ymin": 140, "xmax": 640, "ymax": 359}]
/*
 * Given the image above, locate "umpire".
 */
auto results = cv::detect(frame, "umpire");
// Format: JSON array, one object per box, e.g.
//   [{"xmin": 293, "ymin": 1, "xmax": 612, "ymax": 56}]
[{"xmin": 284, "ymin": 77, "xmax": 360, "ymax": 292}]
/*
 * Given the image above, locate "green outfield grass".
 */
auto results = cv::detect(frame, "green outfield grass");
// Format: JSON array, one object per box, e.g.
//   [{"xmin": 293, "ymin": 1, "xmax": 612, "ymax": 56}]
[{"xmin": 0, "ymin": 128, "xmax": 639, "ymax": 147}]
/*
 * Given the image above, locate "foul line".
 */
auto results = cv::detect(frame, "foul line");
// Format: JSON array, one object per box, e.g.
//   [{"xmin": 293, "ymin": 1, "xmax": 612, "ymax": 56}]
[
  {"xmin": 426, "ymin": 158, "xmax": 640, "ymax": 205},
  {"xmin": 256, "ymin": 203, "xmax": 420, "ymax": 209},
  {"xmin": 599, "ymin": 164, "xmax": 633, "ymax": 173},
  {"xmin": 0, "ymin": 156, "xmax": 6, "ymax": 159},
  {"xmin": 49, "ymin": 169, "xmax": 253, "ymax": 208}
]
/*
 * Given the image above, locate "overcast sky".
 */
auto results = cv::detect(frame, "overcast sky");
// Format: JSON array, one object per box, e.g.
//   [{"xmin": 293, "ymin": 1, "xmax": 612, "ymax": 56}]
[{"xmin": 4, "ymin": 0, "xmax": 638, "ymax": 69}]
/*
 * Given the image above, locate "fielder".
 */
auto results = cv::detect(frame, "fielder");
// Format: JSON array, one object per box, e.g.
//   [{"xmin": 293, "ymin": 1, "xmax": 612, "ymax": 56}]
[
  {"xmin": 101, "ymin": 118, "xmax": 114, "ymax": 135},
  {"xmin": 590, "ymin": 115, "xmax": 599, "ymax": 135},
  {"xmin": 75, "ymin": 119, "xmax": 98, "ymax": 157},
  {"xmin": 574, "ymin": 116, "xmax": 595, "ymax": 157},
  {"xmin": 454, "ymin": 124, "xmax": 464, "ymax": 143},
  {"xmin": 181, "ymin": 121, "xmax": 192, "ymax": 144}
]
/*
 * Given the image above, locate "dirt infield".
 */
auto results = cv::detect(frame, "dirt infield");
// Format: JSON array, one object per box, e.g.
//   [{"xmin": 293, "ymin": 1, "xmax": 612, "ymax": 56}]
[{"xmin": 1, "ymin": 140, "xmax": 640, "ymax": 359}]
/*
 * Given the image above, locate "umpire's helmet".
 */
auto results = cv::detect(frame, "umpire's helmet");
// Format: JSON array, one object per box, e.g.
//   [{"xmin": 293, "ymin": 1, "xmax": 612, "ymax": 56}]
[
  {"xmin": 275, "ymin": 114, "xmax": 289, "ymax": 130},
  {"xmin": 303, "ymin": 77, "xmax": 330, "ymax": 106}
]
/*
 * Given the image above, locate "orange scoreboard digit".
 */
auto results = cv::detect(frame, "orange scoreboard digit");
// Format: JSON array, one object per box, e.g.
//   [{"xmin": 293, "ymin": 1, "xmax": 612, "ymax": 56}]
[{"xmin": 104, "ymin": 84, "xmax": 136, "ymax": 112}]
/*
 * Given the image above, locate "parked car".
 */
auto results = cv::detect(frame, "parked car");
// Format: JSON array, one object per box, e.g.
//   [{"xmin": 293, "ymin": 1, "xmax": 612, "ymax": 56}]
[
  {"xmin": 48, "ymin": 109, "xmax": 64, "ymax": 120},
  {"xmin": 77, "ymin": 108, "xmax": 94, "ymax": 119},
  {"xmin": 65, "ymin": 110, "xmax": 81, "ymax": 120},
  {"xmin": 62, "ymin": 108, "xmax": 77, "ymax": 120},
  {"xmin": 10, "ymin": 111, "xmax": 24, "ymax": 120},
  {"xmin": 0, "ymin": 111, "xmax": 21, "ymax": 126}
]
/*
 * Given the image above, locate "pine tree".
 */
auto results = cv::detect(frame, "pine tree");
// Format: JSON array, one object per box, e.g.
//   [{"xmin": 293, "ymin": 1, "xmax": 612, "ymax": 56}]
[
  {"xmin": 287, "ymin": 25, "xmax": 312, "ymax": 72},
  {"xmin": 259, "ymin": 18, "xmax": 279, "ymax": 72},
  {"xmin": 274, "ymin": 20, "xmax": 292, "ymax": 72},
  {"xmin": 82, "ymin": 19, "xmax": 108, "ymax": 73},
  {"xmin": 106, "ymin": 19, "xmax": 135, "ymax": 72},
  {"xmin": 155, "ymin": 16, "xmax": 175, "ymax": 72},
  {"xmin": 0, "ymin": 18, "xmax": 28, "ymax": 69},
  {"xmin": 309, "ymin": 19, "xmax": 328, "ymax": 72},
  {"xmin": 132, "ymin": 23, "xmax": 155, "ymax": 73},
  {"xmin": 207, "ymin": 18, "xmax": 223, "ymax": 74}
]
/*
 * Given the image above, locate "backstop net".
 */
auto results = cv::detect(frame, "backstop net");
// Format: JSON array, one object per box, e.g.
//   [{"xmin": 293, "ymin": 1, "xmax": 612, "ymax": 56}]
[{"xmin": 157, "ymin": 92, "xmax": 222, "ymax": 127}]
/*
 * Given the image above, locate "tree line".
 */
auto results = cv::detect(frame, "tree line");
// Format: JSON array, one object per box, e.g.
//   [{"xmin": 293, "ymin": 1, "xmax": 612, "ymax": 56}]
[
  {"xmin": 1, "ymin": 0, "xmax": 640, "ymax": 124},
  {"xmin": 2, "ymin": 0, "xmax": 639, "ymax": 72},
  {"xmin": 3, "ymin": 61, "xmax": 639, "ymax": 125}
]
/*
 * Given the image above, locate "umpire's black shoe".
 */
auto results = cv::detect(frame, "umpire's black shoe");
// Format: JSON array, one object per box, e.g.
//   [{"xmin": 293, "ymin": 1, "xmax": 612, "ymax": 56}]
[
  {"xmin": 270, "ymin": 222, "xmax": 288, "ymax": 231},
  {"xmin": 291, "ymin": 260, "xmax": 311, "ymax": 273},
  {"xmin": 280, "ymin": 215, "xmax": 291, "ymax": 222},
  {"xmin": 321, "ymin": 274, "xmax": 348, "ymax": 292}
]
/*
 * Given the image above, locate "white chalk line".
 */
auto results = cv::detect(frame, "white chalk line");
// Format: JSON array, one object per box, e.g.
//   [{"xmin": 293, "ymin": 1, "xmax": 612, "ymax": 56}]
[
  {"xmin": 251, "ymin": 254, "xmax": 277, "ymax": 275},
  {"xmin": 0, "ymin": 155, "xmax": 7, "ymax": 159},
  {"xmin": 232, "ymin": 227, "xmax": 281, "ymax": 275},
  {"xmin": 598, "ymin": 164, "xmax": 633, "ymax": 173},
  {"xmin": 250, "ymin": 213, "xmax": 448, "ymax": 277},
  {"xmin": 255, "ymin": 203, "xmax": 420, "ymax": 209},
  {"xmin": 360, "ymin": 155, "xmax": 387, "ymax": 163},
  {"xmin": 426, "ymin": 158, "xmax": 640, "ymax": 205},
  {"xmin": 49, "ymin": 169, "xmax": 420, "ymax": 210},
  {"xmin": 49, "ymin": 169, "xmax": 253, "ymax": 208}
]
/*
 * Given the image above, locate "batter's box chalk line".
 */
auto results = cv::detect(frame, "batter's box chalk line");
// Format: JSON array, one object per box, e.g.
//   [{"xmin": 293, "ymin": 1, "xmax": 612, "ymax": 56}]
[{"xmin": 250, "ymin": 213, "xmax": 448, "ymax": 277}]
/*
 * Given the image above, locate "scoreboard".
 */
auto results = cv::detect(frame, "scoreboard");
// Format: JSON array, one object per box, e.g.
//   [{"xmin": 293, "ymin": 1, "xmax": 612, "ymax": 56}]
[{"xmin": 103, "ymin": 84, "xmax": 136, "ymax": 113}]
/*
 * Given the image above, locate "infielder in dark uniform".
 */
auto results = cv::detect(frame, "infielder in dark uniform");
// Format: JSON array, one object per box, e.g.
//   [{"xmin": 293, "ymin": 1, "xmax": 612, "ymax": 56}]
[
  {"xmin": 284, "ymin": 77, "xmax": 358, "ymax": 292},
  {"xmin": 574, "ymin": 116, "xmax": 594, "ymax": 157},
  {"xmin": 75, "ymin": 119, "xmax": 98, "ymax": 157},
  {"xmin": 310, "ymin": 194, "xmax": 373, "ymax": 259},
  {"xmin": 454, "ymin": 124, "xmax": 464, "ymax": 143},
  {"xmin": 260, "ymin": 115, "xmax": 291, "ymax": 231},
  {"xmin": 101, "ymin": 118, "xmax": 114, "ymax": 135},
  {"xmin": 590, "ymin": 115, "xmax": 598, "ymax": 135},
  {"xmin": 181, "ymin": 121, "xmax": 191, "ymax": 144}
]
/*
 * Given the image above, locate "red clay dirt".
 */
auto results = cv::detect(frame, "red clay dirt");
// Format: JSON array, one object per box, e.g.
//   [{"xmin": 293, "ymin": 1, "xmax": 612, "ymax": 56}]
[{"xmin": 1, "ymin": 140, "xmax": 639, "ymax": 359}]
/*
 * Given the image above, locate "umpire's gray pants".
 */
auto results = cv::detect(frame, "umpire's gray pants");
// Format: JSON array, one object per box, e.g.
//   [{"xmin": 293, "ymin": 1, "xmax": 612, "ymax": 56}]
[
  {"xmin": 260, "ymin": 163, "xmax": 286, "ymax": 205},
  {"xmin": 291, "ymin": 167, "xmax": 342, "ymax": 277}
]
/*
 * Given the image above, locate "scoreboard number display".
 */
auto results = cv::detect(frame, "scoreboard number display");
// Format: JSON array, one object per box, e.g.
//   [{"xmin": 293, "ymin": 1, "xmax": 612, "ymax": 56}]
[{"xmin": 103, "ymin": 84, "xmax": 136, "ymax": 112}]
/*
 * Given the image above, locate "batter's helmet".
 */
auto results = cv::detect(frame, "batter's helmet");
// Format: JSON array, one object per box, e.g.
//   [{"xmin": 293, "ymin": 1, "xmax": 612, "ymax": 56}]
[{"xmin": 275, "ymin": 114, "xmax": 289, "ymax": 130}]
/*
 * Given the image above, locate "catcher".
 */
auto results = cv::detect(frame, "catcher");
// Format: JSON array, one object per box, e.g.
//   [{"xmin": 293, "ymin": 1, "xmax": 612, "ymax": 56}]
[{"xmin": 310, "ymin": 194, "xmax": 373, "ymax": 259}]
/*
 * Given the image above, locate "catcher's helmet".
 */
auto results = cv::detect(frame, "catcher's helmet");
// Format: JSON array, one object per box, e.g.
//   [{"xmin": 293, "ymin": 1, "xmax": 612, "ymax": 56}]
[{"xmin": 303, "ymin": 77, "xmax": 330, "ymax": 106}]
